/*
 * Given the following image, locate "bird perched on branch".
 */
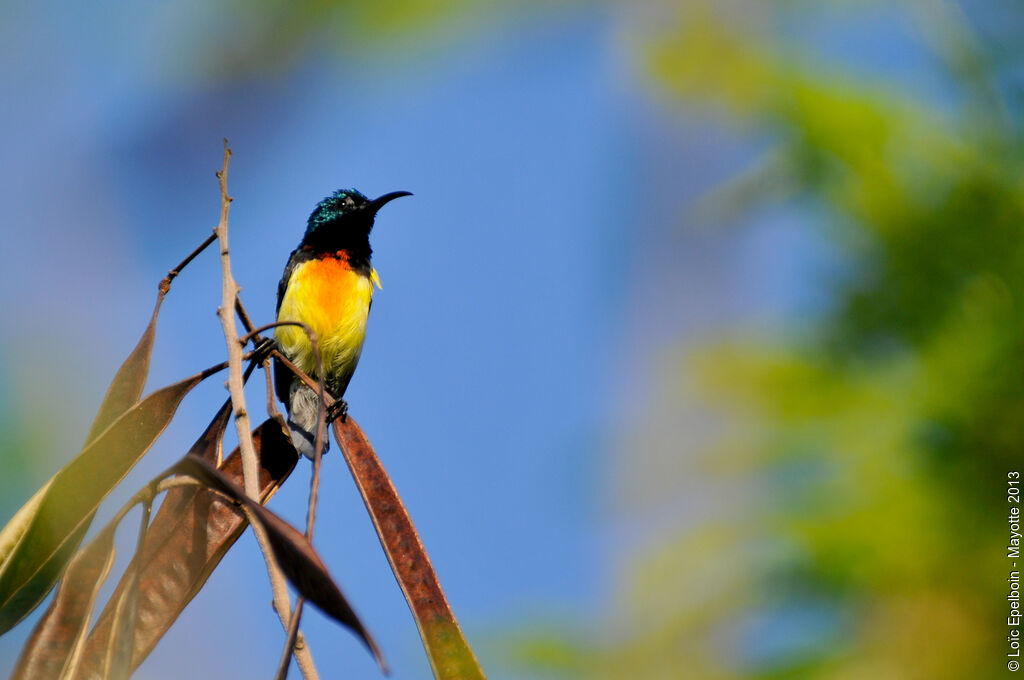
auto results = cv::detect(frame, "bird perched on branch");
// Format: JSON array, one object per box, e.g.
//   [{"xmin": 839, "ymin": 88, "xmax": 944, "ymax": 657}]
[{"xmin": 275, "ymin": 188, "xmax": 411, "ymax": 458}]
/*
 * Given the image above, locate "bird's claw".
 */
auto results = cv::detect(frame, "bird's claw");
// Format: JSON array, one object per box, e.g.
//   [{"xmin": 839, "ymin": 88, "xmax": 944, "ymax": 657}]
[
  {"xmin": 326, "ymin": 399, "xmax": 349, "ymax": 423},
  {"xmin": 251, "ymin": 336, "xmax": 277, "ymax": 363}
]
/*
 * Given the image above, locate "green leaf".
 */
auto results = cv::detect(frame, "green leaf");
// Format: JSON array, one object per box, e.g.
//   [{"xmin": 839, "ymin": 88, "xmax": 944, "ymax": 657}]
[
  {"xmin": 0, "ymin": 482, "xmax": 53, "ymax": 582},
  {"xmin": 0, "ymin": 293, "xmax": 165, "ymax": 623},
  {"xmin": 9, "ymin": 524, "xmax": 117, "ymax": 680},
  {"xmin": 0, "ymin": 366, "xmax": 221, "ymax": 635},
  {"xmin": 85, "ymin": 294, "xmax": 163, "ymax": 445},
  {"xmin": 334, "ymin": 417, "xmax": 486, "ymax": 680}
]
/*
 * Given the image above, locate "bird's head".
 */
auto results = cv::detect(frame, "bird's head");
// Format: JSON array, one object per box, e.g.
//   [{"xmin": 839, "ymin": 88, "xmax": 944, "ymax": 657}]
[{"xmin": 303, "ymin": 189, "xmax": 411, "ymax": 253}]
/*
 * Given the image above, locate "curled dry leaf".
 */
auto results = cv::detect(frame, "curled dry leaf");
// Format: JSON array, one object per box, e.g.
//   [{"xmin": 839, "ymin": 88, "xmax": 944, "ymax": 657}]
[
  {"xmin": 333, "ymin": 417, "xmax": 486, "ymax": 680},
  {"xmin": 73, "ymin": 418, "xmax": 299, "ymax": 680}
]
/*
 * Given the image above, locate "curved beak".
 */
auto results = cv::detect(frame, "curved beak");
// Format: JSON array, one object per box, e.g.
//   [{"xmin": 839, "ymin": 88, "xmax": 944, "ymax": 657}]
[{"xmin": 367, "ymin": 190, "xmax": 413, "ymax": 215}]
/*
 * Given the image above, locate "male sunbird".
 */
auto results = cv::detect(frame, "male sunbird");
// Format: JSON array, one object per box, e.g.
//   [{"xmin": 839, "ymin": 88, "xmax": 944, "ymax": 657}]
[{"xmin": 275, "ymin": 188, "xmax": 411, "ymax": 457}]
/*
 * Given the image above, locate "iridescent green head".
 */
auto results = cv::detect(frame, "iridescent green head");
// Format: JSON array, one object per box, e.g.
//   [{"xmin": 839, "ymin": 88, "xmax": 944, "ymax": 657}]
[{"xmin": 304, "ymin": 188, "xmax": 411, "ymax": 240}]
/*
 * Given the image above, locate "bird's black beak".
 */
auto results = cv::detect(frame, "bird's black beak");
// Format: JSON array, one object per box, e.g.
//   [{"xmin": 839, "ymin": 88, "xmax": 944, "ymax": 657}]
[{"xmin": 367, "ymin": 191, "xmax": 413, "ymax": 216}]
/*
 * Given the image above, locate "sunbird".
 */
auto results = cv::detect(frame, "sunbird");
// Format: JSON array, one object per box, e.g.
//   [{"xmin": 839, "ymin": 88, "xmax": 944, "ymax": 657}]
[{"xmin": 275, "ymin": 188, "xmax": 411, "ymax": 457}]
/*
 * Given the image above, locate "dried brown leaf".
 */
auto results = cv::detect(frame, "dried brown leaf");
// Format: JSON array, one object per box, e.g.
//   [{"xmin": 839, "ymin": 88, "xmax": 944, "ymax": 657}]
[
  {"xmin": 102, "ymin": 566, "xmax": 139, "ymax": 680},
  {"xmin": 174, "ymin": 453, "xmax": 384, "ymax": 669},
  {"xmin": 334, "ymin": 417, "xmax": 486, "ymax": 680},
  {"xmin": 189, "ymin": 398, "xmax": 233, "ymax": 464},
  {"xmin": 9, "ymin": 525, "xmax": 117, "ymax": 680},
  {"xmin": 103, "ymin": 500, "xmax": 153, "ymax": 680},
  {"xmin": 73, "ymin": 419, "xmax": 298, "ymax": 679}
]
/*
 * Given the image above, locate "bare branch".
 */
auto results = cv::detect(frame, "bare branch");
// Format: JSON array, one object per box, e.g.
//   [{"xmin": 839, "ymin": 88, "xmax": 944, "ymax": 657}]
[
  {"xmin": 212, "ymin": 142, "xmax": 257, "ymax": 499},
  {"xmin": 212, "ymin": 141, "xmax": 319, "ymax": 680}
]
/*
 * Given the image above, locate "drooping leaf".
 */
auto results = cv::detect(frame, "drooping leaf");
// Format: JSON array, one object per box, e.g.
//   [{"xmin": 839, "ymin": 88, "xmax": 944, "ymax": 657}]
[
  {"xmin": 74, "ymin": 419, "xmax": 298, "ymax": 679},
  {"xmin": 0, "ymin": 365, "xmax": 223, "ymax": 635},
  {"xmin": 9, "ymin": 524, "xmax": 117, "ymax": 680},
  {"xmin": 334, "ymin": 417, "xmax": 486, "ymax": 680},
  {"xmin": 174, "ymin": 452, "xmax": 385, "ymax": 670},
  {"xmin": 102, "ymin": 570, "xmax": 139, "ymax": 680},
  {"xmin": 190, "ymin": 397, "xmax": 233, "ymax": 464},
  {"xmin": 103, "ymin": 502, "xmax": 152, "ymax": 680},
  {"xmin": 0, "ymin": 482, "xmax": 52, "ymax": 584},
  {"xmin": 0, "ymin": 293, "xmax": 165, "ymax": 611},
  {"xmin": 86, "ymin": 293, "xmax": 164, "ymax": 445},
  {"xmin": 8, "ymin": 388, "xmax": 234, "ymax": 679}
]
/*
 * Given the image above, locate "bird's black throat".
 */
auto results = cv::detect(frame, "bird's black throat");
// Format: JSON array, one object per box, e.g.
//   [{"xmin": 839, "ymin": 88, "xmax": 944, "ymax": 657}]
[{"xmin": 299, "ymin": 225, "xmax": 373, "ymax": 276}]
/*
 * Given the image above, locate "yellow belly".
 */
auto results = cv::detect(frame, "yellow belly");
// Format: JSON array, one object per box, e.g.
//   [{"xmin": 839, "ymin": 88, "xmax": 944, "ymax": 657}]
[{"xmin": 275, "ymin": 257, "xmax": 376, "ymax": 390}]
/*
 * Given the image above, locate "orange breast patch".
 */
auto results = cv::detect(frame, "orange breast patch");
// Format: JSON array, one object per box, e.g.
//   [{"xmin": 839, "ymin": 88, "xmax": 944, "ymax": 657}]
[{"xmin": 275, "ymin": 255, "xmax": 375, "ymax": 379}]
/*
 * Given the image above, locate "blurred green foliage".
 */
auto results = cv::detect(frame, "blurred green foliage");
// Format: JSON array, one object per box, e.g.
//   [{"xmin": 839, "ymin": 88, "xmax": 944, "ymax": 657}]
[
  {"xmin": 186, "ymin": 0, "xmax": 578, "ymax": 79},
  {"xmin": 514, "ymin": 2, "xmax": 1023, "ymax": 678}
]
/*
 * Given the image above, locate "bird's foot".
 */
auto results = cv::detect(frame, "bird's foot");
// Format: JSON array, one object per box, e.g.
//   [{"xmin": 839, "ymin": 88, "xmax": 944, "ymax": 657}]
[
  {"xmin": 326, "ymin": 399, "xmax": 349, "ymax": 423},
  {"xmin": 251, "ymin": 336, "xmax": 278, "ymax": 363}
]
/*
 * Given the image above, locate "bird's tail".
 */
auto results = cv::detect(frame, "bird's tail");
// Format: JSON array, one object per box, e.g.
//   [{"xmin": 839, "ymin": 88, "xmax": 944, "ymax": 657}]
[{"xmin": 286, "ymin": 381, "xmax": 329, "ymax": 459}]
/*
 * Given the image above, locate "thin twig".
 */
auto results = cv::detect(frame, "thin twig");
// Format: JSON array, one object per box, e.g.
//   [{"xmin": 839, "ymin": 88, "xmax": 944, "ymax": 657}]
[
  {"xmin": 151, "ymin": 229, "xmax": 219, "ymax": 301},
  {"xmin": 233, "ymin": 298, "xmax": 289, "ymax": 430},
  {"xmin": 264, "ymin": 368, "xmax": 285, "ymax": 425},
  {"xmin": 242, "ymin": 510, "xmax": 318, "ymax": 680},
  {"xmin": 162, "ymin": 232, "xmax": 218, "ymax": 292},
  {"xmin": 212, "ymin": 141, "xmax": 319, "ymax": 680},
  {"xmin": 274, "ymin": 598, "xmax": 305, "ymax": 680},
  {"xmin": 103, "ymin": 459, "xmax": 209, "ymax": 534},
  {"xmin": 235, "ymin": 319, "xmax": 329, "ymax": 539},
  {"xmin": 275, "ymin": 395, "xmax": 326, "ymax": 680},
  {"xmin": 155, "ymin": 477, "xmax": 202, "ymax": 494},
  {"xmin": 239, "ymin": 320, "xmax": 315, "ymax": 348},
  {"xmin": 306, "ymin": 423, "xmax": 326, "ymax": 536},
  {"xmin": 233, "ymin": 319, "xmax": 329, "ymax": 524},
  {"xmin": 271, "ymin": 350, "xmax": 336, "ymax": 406},
  {"xmin": 236, "ymin": 319, "xmax": 327, "ymax": 459},
  {"xmin": 235, "ymin": 297, "xmax": 258, "ymax": 335},
  {"xmin": 275, "ymin": 367, "xmax": 326, "ymax": 679}
]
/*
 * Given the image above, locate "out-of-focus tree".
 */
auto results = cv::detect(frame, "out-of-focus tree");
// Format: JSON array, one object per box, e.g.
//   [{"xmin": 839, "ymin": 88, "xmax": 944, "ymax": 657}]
[
  {"xmin": 514, "ymin": 1, "xmax": 1024, "ymax": 678},
  {"xmin": 176, "ymin": 0, "xmax": 581, "ymax": 79}
]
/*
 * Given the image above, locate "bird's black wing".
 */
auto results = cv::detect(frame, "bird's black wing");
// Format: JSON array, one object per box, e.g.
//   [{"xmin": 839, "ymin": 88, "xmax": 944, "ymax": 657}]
[
  {"xmin": 276, "ymin": 247, "xmax": 314, "ymax": 314},
  {"xmin": 274, "ymin": 247, "xmax": 315, "ymax": 406}
]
